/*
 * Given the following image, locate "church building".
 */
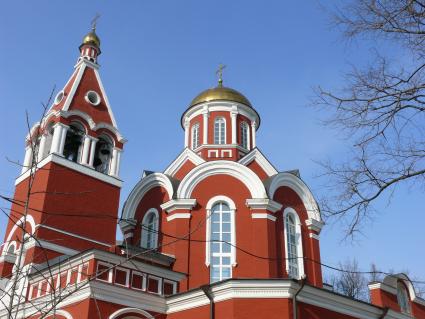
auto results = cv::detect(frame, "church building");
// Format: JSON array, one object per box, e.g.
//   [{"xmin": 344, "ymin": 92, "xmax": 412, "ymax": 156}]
[{"xmin": 0, "ymin": 27, "xmax": 424, "ymax": 319}]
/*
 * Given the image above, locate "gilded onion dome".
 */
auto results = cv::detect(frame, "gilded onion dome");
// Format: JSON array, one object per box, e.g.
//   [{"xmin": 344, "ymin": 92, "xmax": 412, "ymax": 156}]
[
  {"xmin": 189, "ymin": 85, "xmax": 252, "ymax": 108},
  {"xmin": 82, "ymin": 29, "xmax": 101, "ymax": 48}
]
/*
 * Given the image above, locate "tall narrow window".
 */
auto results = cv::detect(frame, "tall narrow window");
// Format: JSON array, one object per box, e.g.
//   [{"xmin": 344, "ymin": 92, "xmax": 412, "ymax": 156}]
[
  {"xmin": 63, "ymin": 123, "xmax": 85, "ymax": 163},
  {"xmin": 214, "ymin": 117, "xmax": 226, "ymax": 145},
  {"xmin": 284, "ymin": 208, "xmax": 304, "ymax": 279},
  {"xmin": 210, "ymin": 202, "xmax": 232, "ymax": 283},
  {"xmin": 191, "ymin": 123, "xmax": 200, "ymax": 149},
  {"xmin": 240, "ymin": 122, "xmax": 249, "ymax": 149},
  {"xmin": 141, "ymin": 209, "xmax": 159, "ymax": 249},
  {"xmin": 397, "ymin": 282, "xmax": 411, "ymax": 314},
  {"xmin": 93, "ymin": 135, "xmax": 113, "ymax": 174}
]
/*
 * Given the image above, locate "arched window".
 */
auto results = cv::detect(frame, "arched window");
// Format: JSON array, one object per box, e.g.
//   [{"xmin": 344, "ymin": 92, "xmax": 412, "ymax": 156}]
[
  {"xmin": 141, "ymin": 209, "xmax": 159, "ymax": 249},
  {"xmin": 214, "ymin": 117, "xmax": 226, "ymax": 145},
  {"xmin": 206, "ymin": 196, "xmax": 236, "ymax": 283},
  {"xmin": 93, "ymin": 135, "xmax": 113, "ymax": 174},
  {"xmin": 63, "ymin": 123, "xmax": 85, "ymax": 163},
  {"xmin": 191, "ymin": 123, "xmax": 200, "ymax": 149},
  {"xmin": 284, "ymin": 208, "xmax": 304, "ymax": 279},
  {"xmin": 397, "ymin": 281, "xmax": 411, "ymax": 314},
  {"xmin": 240, "ymin": 122, "xmax": 250, "ymax": 149}
]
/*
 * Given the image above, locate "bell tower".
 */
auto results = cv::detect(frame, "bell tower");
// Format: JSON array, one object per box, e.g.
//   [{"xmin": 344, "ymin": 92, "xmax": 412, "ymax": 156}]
[{"xmin": 0, "ymin": 26, "xmax": 125, "ymax": 277}]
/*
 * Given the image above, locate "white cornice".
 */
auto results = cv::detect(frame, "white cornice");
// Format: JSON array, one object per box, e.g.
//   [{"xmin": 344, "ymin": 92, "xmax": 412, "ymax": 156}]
[
  {"xmin": 161, "ymin": 199, "xmax": 197, "ymax": 213},
  {"xmin": 166, "ymin": 213, "xmax": 192, "ymax": 221},
  {"xmin": 245, "ymin": 198, "xmax": 282, "ymax": 212},
  {"xmin": 15, "ymin": 153, "xmax": 122, "ymax": 187},
  {"xmin": 251, "ymin": 213, "xmax": 277, "ymax": 221},
  {"xmin": 305, "ymin": 218, "xmax": 324, "ymax": 234},
  {"xmin": 164, "ymin": 148, "xmax": 205, "ymax": 177},
  {"xmin": 238, "ymin": 148, "xmax": 278, "ymax": 177}
]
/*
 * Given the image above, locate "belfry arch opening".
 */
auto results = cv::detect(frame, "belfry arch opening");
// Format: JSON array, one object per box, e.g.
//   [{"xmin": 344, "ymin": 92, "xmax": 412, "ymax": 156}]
[
  {"xmin": 93, "ymin": 135, "xmax": 113, "ymax": 174},
  {"xmin": 63, "ymin": 122, "xmax": 85, "ymax": 162}
]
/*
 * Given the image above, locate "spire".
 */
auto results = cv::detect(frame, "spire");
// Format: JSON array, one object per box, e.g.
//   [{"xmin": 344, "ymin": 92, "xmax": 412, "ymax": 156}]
[
  {"xmin": 216, "ymin": 63, "xmax": 226, "ymax": 87},
  {"xmin": 79, "ymin": 15, "xmax": 101, "ymax": 64}
]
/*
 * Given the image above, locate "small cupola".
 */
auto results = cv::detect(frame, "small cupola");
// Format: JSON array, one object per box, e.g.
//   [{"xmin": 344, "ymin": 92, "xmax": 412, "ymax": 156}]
[{"xmin": 79, "ymin": 16, "xmax": 101, "ymax": 64}]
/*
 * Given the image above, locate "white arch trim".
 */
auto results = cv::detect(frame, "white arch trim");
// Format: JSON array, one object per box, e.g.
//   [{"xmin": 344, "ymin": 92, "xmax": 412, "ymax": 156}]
[
  {"xmin": 122, "ymin": 173, "xmax": 174, "ymax": 220},
  {"xmin": 205, "ymin": 195, "xmax": 237, "ymax": 267},
  {"xmin": 383, "ymin": 273, "xmax": 417, "ymax": 301},
  {"xmin": 46, "ymin": 310, "xmax": 73, "ymax": 319},
  {"xmin": 267, "ymin": 172, "xmax": 321, "ymax": 221},
  {"xmin": 283, "ymin": 207, "xmax": 305, "ymax": 280},
  {"xmin": 3, "ymin": 215, "xmax": 36, "ymax": 254},
  {"xmin": 177, "ymin": 161, "xmax": 267, "ymax": 199},
  {"xmin": 109, "ymin": 308, "xmax": 154, "ymax": 319}
]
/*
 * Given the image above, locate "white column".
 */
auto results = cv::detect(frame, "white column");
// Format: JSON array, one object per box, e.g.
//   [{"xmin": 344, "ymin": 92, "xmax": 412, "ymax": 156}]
[
  {"xmin": 81, "ymin": 136, "xmax": 91, "ymax": 165},
  {"xmin": 37, "ymin": 134, "xmax": 47, "ymax": 160},
  {"xmin": 22, "ymin": 146, "xmax": 33, "ymax": 173},
  {"xmin": 58, "ymin": 125, "xmax": 68, "ymax": 156},
  {"xmin": 202, "ymin": 106, "xmax": 208, "ymax": 145},
  {"xmin": 231, "ymin": 111, "xmax": 237, "ymax": 145},
  {"xmin": 115, "ymin": 150, "xmax": 122, "ymax": 177},
  {"xmin": 88, "ymin": 138, "xmax": 98, "ymax": 167},
  {"xmin": 50, "ymin": 124, "xmax": 63, "ymax": 154},
  {"xmin": 110, "ymin": 148, "xmax": 118, "ymax": 176},
  {"xmin": 184, "ymin": 120, "xmax": 189, "ymax": 148},
  {"xmin": 251, "ymin": 121, "xmax": 257, "ymax": 148}
]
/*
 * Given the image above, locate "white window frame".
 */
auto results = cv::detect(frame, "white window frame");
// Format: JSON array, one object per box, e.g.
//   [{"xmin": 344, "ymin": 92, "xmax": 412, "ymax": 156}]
[
  {"xmin": 191, "ymin": 123, "xmax": 200, "ymax": 150},
  {"xmin": 141, "ymin": 208, "xmax": 159, "ymax": 249},
  {"xmin": 147, "ymin": 275, "xmax": 162, "ymax": 295},
  {"xmin": 283, "ymin": 207, "xmax": 304, "ymax": 279},
  {"xmin": 240, "ymin": 121, "xmax": 250, "ymax": 150},
  {"xmin": 114, "ymin": 267, "xmax": 130, "ymax": 287},
  {"xmin": 205, "ymin": 196, "xmax": 236, "ymax": 283},
  {"xmin": 131, "ymin": 271, "xmax": 147, "ymax": 291},
  {"xmin": 397, "ymin": 281, "xmax": 411, "ymax": 314},
  {"xmin": 214, "ymin": 117, "xmax": 226, "ymax": 145},
  {"xmin": 163, "ymin": 279, "xmax": 177, "ymax": 295},
  {"xmin": 77, "ymin": 263, "xmax": 89, "ymax": 283}
]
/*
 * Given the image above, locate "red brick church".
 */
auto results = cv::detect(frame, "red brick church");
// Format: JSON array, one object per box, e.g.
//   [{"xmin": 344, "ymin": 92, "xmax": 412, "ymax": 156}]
[{"xmin": 0, "ymin": 27, "xmax": 424, "ymax": 319}]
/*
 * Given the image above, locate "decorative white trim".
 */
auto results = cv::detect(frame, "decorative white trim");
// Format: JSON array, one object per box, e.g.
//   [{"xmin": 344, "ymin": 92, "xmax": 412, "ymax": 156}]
[
  {"xmin": 177, "ymin": 160, "xmax": 267, "ymax": 199},
  {"xmin": 37, "ymin": 224, "xmax": 111, "ymax": 247},
  {"xmin": 309, "ymin": 233, "xmax": 320, "ymax": 240},
  {"xmin": 305, "ymin": 218, "xmax": 324, "ymax": 234},
  {"xmin": 166, "ymin": 213, "xmax": 192, "ymax": 221},
  {"xmin": 251, "ymin": 213, "xmax": 276, "ymax": 221},
  {"xmin": 164, "ymin": 148, "xmax": 205, "ymax": 176},
  {"xmin": 109, "ymin": 307, "xmax": 154, "ymax": 319},
  {"xmin": 245, "ymin": 198, "xmax": 282, "ymax": 212},
  {"xmin": 283, "ymin": 207, "xmax": 305, "ymax": 279},
  {"xmin": 267, "ymin": 172, "xmax": 321, "ymax": 221},
  {"xmin": 376, "ymin": 273, "xmax": 425, "ymax": 306},
  {"xmin": 114, "ymin": 267, "xmax": 130, "ymax": 287},
  {"xmin": 141, "ymin": 208, "xmax": 159, "ymax": 249},
  {"xmin": 25, "ymin": 238, "xmax": 79, "ymax": 256},
  {"xmin": 15, "ymin": 153, "xmax": 122, "ymax": 187},
  {"xmin": 160, "ymin": 199, "xmax": 197, "ymax": 213},
  {"xmin": 131, "ymin": 271, "xmax": 147, "ymax": 291},
  {"xmin": 238, "ymin": 148, "xmax": 278, "ymax": 177},
  {"xmin": 122, "ymin": 173, "xmax": 174, "ymax": 220},
  {"xmin": 62, "ymin": 64, "xmax": 86, "ymax": 112},
  {"xmin": 208, "ymin": 149, "xmax": 219, "ymax": 158},
  {"xmin": 93, "ymin": 68, "xmax": 119, "ymax": 128},
  {"xmin": 206, "ymin": 195, "xmax": 236, "ymax": 210},
  {"xmin": 4, "ymin": 215, "xmax": 36, "ymax": 250},
  {"xmin": 48, "ymin": 310, "xmax": 74, "ymax": 319}
]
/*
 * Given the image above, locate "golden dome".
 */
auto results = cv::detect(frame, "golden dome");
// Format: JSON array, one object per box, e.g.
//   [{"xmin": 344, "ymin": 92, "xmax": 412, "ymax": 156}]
[
  {"xmin": 82, "ymin": 30, "xmax": 100, "ymax": 48},
  {"xmin": 189, "ymin": 86, "xmax": 252, "ymax": 108}
]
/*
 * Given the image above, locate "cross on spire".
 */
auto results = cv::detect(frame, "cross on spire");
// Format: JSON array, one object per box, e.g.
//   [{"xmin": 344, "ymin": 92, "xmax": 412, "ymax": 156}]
[
  {"xmin": 216, "ymin": 64, "xmax": 226, "ymax": 87},
  {"xmin": 91, "ymin": 13, "xmax": 101, "ymax": 31}
]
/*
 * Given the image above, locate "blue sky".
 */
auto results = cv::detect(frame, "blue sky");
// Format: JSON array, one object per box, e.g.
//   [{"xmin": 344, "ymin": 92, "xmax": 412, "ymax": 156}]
[{"xmin": 0, "ymin": 1, "xmax": 423, "ymax": 286}]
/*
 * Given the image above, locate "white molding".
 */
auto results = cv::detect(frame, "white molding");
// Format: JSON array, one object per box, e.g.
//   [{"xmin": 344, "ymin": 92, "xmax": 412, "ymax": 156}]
[
  {"xmin": 267, "ymin": 172, "xmax": 321, "ymax": 222},
  {"xmin": 238, "ymin": 148, "xmax": 278, "ymax": 177},
  {"xmin": 160, "ymin": 199, "xmax": 197, "ymax": 213},
  {"xmin": 93, "ymin": 68, "xmax": 119, "ymax": 128},
  {"xmin": 4, "ymin": 215, "xmax": 36, "ymax": 250},
  {"xmin": 206, "ymin": 195, "xmax": 236, "ymax": 210},
  {"xmin": 15, "ymin": 153, "xmax": 122, "ymax": 187},
  {"xmin": 309, "ymin": 233, "xmax": 320, "ymax": 240},
  {"xmin": 122, "ymin": 173, "xmax": 174, "ymax": 220},
  {"xmin": 25, "ymin": 238, "xmax": 79, "ymax": 256},
  {"xmin": 177, "ymin": 160, "xmax": 267, "ymax": 199},
  {"xmin": 245, "ymin": 198, "xmax": 282, "ymax": 212},
  {"xmin": 166, "ymin": 213, "xmax": 192, "ymax": 221},
  {"xmin": 251, "ymin": 213, "xmax": 276, "ymax": 221},
  {"xmin": 109, "ymin": 307, "xmax": 154, "ymax": 319},
  {"xmin": 62, "ymin": 64, "xmax": 86, "ymax": 112},
  {"xmin": 38, "ymin": 224, "xmax": 111, "ymax": 247},
  {"xmin": 305, "ymin": 218, "xmax": 324, "ymax": 234}
]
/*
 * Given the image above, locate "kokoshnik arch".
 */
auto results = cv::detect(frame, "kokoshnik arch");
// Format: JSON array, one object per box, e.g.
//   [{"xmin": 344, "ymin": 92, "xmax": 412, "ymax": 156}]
[{"xmin": 0, "ymin": 26, "xmax": 424, "ymax": 319}]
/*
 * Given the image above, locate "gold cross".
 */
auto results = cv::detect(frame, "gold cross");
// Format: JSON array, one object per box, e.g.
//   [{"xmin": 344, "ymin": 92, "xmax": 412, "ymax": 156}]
[
  {"xmin": 91, "ymin": 13, "xmax": 101, "ymax": 31},
  {"xmin": 216, "ymin": 64, "xmax": 226, "ymax": 87}
]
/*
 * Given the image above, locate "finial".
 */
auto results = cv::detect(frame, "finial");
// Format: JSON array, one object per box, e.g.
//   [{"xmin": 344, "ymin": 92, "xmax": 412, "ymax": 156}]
[
  {"xmin": 91, "ymin": 13, "xmax": 101, "ymax": 31},
  {"xmin": 216, "ymin": 64, "xmax": 226, "ymax": 87}
]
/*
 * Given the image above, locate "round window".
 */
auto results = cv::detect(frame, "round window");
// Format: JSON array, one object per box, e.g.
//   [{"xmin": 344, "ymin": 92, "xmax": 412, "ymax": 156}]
[
  {"xmin": 54, "ymin": 91, "xmax": 64, "ymax": 105},
  {"xmin": 85, "ymin": 91, "xmax": 101, "ymax": 106}
]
